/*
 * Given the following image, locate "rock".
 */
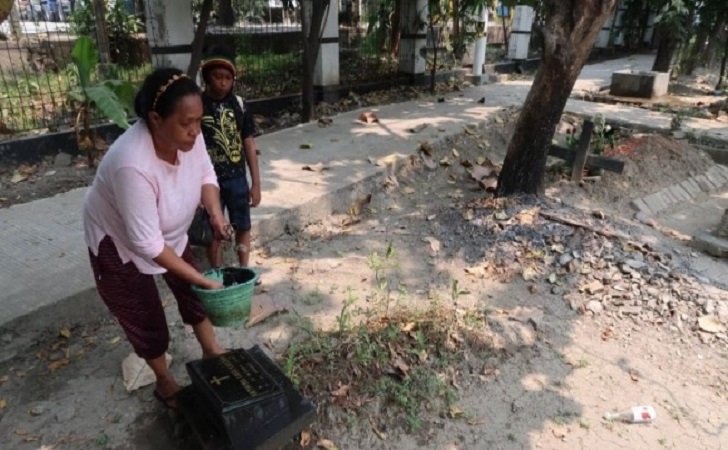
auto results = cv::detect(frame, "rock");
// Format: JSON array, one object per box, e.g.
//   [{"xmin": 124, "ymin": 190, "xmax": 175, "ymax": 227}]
[
  {"xmin": 559, "ymin": 254, "xmax": 573, "ymax": 266},
  {"xmin": 624, "ymin": 259, "xmax": 646, "ymax": 270},
  {"xmin": 699, "ymin": 332, "xmax": 713, "ymax": 345},
  {"xmin": 717, "ymin": 303, "xmax": 728, "ymax": 324},
  {"xmin": 704, "ymin": 300, "xmax": 717, "ymax": 315},
  {"xmin": 54, "ymin": 152, "xmax": 73, "ymax": 167},
  {"xmin": 55, "ymin": 405, "xmax": 76, "ymax": 422},
  {"xmin": 620, "ymin": 306, "xmax": 642, "ymax": 315},
  {"xmin": 0, "ymin": 348, "xmax": 18, "ymax": 365},
  {"xmin": 30, "ymin": 402, "xmax": 49, "ymax": 416},
  {"xmin": 585, "ymin": 300, "xmax": 604, "ymax": 314},
  {"xmin": 698, "ymin": 315, "xmax": 726, "ymax": 333}
]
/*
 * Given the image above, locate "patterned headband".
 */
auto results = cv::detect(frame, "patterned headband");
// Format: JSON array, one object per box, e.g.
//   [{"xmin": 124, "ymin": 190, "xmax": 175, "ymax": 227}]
[{"xmin": 152, "ymin": 74, "xmax": 188, "ymax": 112}]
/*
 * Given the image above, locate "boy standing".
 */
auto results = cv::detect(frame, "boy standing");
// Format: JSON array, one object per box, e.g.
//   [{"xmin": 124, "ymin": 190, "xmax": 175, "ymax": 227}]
[{"xmin": 199, "ymin": 47, "xmax": 261, "ymax": 278}]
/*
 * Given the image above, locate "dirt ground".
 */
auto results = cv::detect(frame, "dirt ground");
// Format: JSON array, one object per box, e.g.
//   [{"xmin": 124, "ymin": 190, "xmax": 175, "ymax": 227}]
[{"xmin": 1, "ymin": 109, "xmax": 727, "ymax": 450}]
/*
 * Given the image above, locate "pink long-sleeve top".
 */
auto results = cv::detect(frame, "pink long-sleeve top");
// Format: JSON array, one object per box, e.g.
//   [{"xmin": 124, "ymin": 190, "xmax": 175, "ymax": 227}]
[{"xmin": 83, "ymin": 121, "xmax": 218, "ymax": 275}]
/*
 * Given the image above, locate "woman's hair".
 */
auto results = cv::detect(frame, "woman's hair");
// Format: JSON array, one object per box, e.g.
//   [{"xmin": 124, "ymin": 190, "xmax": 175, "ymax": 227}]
[{"xmin": 133, "ymin": 67, "xmax": 201, "ymax": 122}]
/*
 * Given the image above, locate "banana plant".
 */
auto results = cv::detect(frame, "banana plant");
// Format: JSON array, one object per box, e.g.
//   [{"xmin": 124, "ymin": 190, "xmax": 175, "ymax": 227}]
[{"xmin": 68, "ymin": 35, "xmax": 135, "ymax": 167}]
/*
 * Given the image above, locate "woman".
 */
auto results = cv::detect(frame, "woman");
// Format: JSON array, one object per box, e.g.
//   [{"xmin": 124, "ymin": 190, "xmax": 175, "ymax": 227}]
[{"xmin": 84, "ymin": 67, "xmax": 228, "ymax": 409}]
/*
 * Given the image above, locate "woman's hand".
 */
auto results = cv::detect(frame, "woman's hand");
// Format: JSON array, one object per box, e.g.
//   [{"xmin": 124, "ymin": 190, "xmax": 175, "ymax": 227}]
[
  {"xmin": 209, "ymin": 213, "xmax": 233, "ymax": 241},
  {"xmin": 249, "ymin": 183, "xmax": 261, "ymax": 207},
  {"xmin": 199, "ymin": 277, "xmax": 224, "ymax": 290}
]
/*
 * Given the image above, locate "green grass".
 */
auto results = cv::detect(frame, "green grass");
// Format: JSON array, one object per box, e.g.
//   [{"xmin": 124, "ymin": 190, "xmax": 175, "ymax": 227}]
[{"xmin": 0, "ymin": 63, "xmax": 148, "ymax": 132}]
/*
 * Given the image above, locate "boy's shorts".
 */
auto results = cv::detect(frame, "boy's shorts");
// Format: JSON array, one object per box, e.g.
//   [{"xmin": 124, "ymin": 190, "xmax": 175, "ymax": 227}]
[{"xmin": 218, "ymin": 176, "xmax": 251, "ymax": 232}]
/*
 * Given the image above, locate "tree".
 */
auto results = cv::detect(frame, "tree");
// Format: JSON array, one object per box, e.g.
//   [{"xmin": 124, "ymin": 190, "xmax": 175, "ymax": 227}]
[
  {"xmin": 651, "ymin": 0, "xmax": 689, "ymax": 72},
  {"xmin": 187, "ymin": 0, "xmax": 214, "ymax": 78},
  {"xmin": 218, "ymin": 0, "xmax": 235, "ymax": 26},
  {"xmin": 495, "ymin": 0, "xmax": 618, "ymax": 196},
  {"xmin": 300, "ymin": 0, "xmax": 330, "ymax": 122}
]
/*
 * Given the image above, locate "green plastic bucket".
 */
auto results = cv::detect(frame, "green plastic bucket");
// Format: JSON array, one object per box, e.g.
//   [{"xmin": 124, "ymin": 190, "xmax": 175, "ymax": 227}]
[{"xmin": 192, "ymin": 267, "xmax": 258, "ymax": 327}]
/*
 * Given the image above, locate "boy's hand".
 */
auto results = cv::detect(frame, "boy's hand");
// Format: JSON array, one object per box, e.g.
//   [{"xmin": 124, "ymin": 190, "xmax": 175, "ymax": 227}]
[
  {"xmin": 209, "ymin": 213, "xmax": 233, "ymax": 241},
  {"xmin": 249, "ymin": 183, "xmax": 261, "ymax": 207}
]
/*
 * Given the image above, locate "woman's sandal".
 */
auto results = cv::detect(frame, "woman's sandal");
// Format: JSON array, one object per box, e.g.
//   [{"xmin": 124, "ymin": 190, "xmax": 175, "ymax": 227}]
[{"xmin": 153, "ymin": 389, "xmax": 178, "ymax": 410}]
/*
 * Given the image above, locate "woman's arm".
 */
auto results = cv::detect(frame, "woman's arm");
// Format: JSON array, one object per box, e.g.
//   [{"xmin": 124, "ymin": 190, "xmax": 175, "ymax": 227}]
[
  {"xmin": 113, "ymin": 167, "xmax": 222, "ymax": 289},
  {"xmin": 154, "ymin": 246, "xmax": 221, "ymax": 289}
]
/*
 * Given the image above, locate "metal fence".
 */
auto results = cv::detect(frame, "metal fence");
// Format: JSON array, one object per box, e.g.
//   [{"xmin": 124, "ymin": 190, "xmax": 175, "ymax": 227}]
[
  {"xmin": 1, "ymin": 0, "xmax": 518, "ymax": 135},
  {"xmin": 201, "ymin": 3, "xmax": 303, "ymax": 100},
  {"xmin": 0, "ymin": 0, "xmax": 150, "ymax": 133}
]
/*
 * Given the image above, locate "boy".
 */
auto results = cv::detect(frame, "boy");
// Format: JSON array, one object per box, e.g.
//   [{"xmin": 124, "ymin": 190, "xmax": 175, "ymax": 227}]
[{"xmin": 199, "ymin": 47, "xmax": 261, "ymax": 280}]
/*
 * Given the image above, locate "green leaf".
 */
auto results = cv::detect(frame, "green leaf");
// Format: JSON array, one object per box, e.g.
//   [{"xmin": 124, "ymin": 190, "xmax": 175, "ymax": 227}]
[
  {"xmin": 84, "ymin": 85, "xmax": 130, "ymax": 130},
  {"xmin": 103, "ymin": 80, "xmax": 136, "ymax": 114},
  {"xmin": 71, "ymin": 36, "xmax": 98, "ymax": 89}
]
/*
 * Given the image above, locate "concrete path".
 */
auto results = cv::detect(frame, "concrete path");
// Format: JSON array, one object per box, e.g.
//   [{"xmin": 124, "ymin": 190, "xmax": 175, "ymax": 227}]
[{"xmin": 2, "ymin": 52, "xmax": 725, "ymax": 330}]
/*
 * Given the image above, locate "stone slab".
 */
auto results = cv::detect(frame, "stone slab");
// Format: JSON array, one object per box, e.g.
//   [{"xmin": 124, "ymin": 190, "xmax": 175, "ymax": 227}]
[{"xmin": 692, "ymin": 233, "xmax": 728, "ymax": 258}]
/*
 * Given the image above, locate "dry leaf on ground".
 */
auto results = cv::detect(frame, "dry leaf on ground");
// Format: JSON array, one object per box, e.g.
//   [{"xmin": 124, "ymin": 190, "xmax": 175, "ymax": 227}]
[
  {"xmin": 300, "ymin": 429, "xmax": 312, "ymax": 447},
  {"xmin": 423, "ymin": 236, "xmax": 441, "ymax": 254},
  {"xmin": 247, "ymin": 294, "xmax": 288, "ymax": 327},
  {"xmin": 331, "ymin": 383, "xmax": 349, "ymax": 397},
  {"xmin": 0, "ymin": 399, "xmax": 6, "ymax": 409},
  {"xmin": 318, "ymin": 117, "xmax": 333, "ymax": 127},
  {"xmin": 10, "ymin": 171, "xmax": 28, "ymax": 184},
  {"xmin": 59, "ymin": 326, "xmax": 71, "ymax": 339},
  {"xmin": 358, "ymin": 112, "xmax": 379, "ymax": 123},
  {"xmin": 465, "ymin": 266, "xmax": 486, "ymax": 278},
  {"xmin": 317, "ymin": 439, "xmax": 338, "ymax": 450},
  {"xmin": 348, "ymin": 194, "xmax": 372, "ymax": 216},
  {"xmin": 302, "ymin": 163, "xmax": 330, "ymax": 172},
  {"xmin": 629, "ymin": 369, "xmax": 640, "ymax": 382},
  {"xmin": 122, "ymin": 352, "xmax": 172, "ymax": 392},
  {"xmin": 552, "ymin": 427, "xmax": 569, "ymax": 439},
  {"xmin": 299, "ymin": 143, "xmax": 314, "ymax": 150},
  {"xmin": 419, "ymin": 141, "xmax": 434, "ymax": 156},
  {"xmin": 409, "ymin": 123, "xmax": 429, "ymax": 133}
]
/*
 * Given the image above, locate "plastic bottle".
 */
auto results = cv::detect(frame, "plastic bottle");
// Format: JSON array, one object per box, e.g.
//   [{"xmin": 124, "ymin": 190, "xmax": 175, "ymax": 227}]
[{"xmin": 603, "ymin": 406, "xmax": 656, "ymax": 423}]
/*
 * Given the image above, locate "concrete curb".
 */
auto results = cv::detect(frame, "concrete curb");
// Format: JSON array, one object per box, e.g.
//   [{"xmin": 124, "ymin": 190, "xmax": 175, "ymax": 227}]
[{"xmin": 631, "ymin": 165, "xmax": 728, "ymax": 216}]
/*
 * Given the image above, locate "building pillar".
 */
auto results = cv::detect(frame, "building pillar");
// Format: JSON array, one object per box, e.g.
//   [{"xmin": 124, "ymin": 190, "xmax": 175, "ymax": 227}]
[
  {"xmin": 314, "ymin": 0, "xmax": 339, "ymax": 92},
  {"xmin": 398, "ymin": 0, "xmax": 427, "ymax": 84},
  {"xmin": 507, "ymin": 5, "xmax": 533, "ymax": 61},
  {"xmin": 144, "ymin": 0, "xmax": 195, "ymax": 70},
  {"xmin": 595, "ymin": 8, "xmax": 617, "ymax": 48},
  {"xmin": 472, "ymin": 5, "xmax": 489, "ymax": 76}
]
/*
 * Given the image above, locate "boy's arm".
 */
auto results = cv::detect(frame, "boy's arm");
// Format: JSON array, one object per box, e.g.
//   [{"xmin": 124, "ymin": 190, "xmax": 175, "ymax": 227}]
[{"xmin": 244, "ymin": 137, "xmax": 261, "ymax": 207}]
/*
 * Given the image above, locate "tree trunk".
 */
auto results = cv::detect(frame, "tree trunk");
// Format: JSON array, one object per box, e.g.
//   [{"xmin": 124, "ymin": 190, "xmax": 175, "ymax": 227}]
[
  {"xmin": 389, "ymin": 0, "xmax": 401, "ymax": 57},
  {"xmin": 187, "ymin": 0, "xmax": 213, "ymax": 78},
  {"xmin": 501, "ymin": 12, "xmax": 509, "ymax": 57},
  {"xmin": 496, "ymin": 0, "xmax": 618, "ymax": 197},
  {"xmin": 717, "ymin": 31, "xmax": 728, "ymax": 91},
  {"xmin": 217, "ymin": 0, "xmax": 235, "ymax": 26},
  {"xmin": 93, "ymin": 0, "xmax": 111, "ymax": 75},
  {"xmin": 652, "ymin": 23, "xmax": 679, "ymax": 72},
  {"xmin": 301, "ymin": 0, "xmax": 330, "ymax": 123}
]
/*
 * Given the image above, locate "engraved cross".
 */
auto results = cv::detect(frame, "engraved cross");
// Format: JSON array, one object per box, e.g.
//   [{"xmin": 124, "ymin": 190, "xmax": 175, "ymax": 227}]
[{"xmin": 210, "ymin": 375, "xmax": 230, "ymax": 386}]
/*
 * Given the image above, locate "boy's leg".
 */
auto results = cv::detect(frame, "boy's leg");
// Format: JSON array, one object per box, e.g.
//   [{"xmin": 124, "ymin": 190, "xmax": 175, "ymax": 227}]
[
  {"xmin": 224, "ymin": 176, "xmax": 252, "ymax": 267},
  {"xmin": 235, "ymin": 229, "xmax": 251, "ymax": 267}
]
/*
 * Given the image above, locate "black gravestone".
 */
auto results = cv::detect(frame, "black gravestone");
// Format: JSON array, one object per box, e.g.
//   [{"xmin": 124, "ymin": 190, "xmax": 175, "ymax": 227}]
[{"xmin": 178, "ymin": 346, "xmax": 315, "ymax": 450}]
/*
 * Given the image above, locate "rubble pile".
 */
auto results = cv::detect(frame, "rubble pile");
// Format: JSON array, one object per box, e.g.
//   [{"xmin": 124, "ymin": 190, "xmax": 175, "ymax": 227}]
[{"xmin": 432, "ymin": 197, "xmax": 728, "ymax": 346}]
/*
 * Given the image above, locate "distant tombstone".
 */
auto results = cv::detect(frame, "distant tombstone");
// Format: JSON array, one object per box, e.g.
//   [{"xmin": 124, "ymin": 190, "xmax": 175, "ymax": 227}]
[
  {"xmin": 610, "ymin": 70, "xmax": 669, "ymax": 99},
  {"xmin": 717, "ymin": 209, "xmax": 728, "ymax": 238}
]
